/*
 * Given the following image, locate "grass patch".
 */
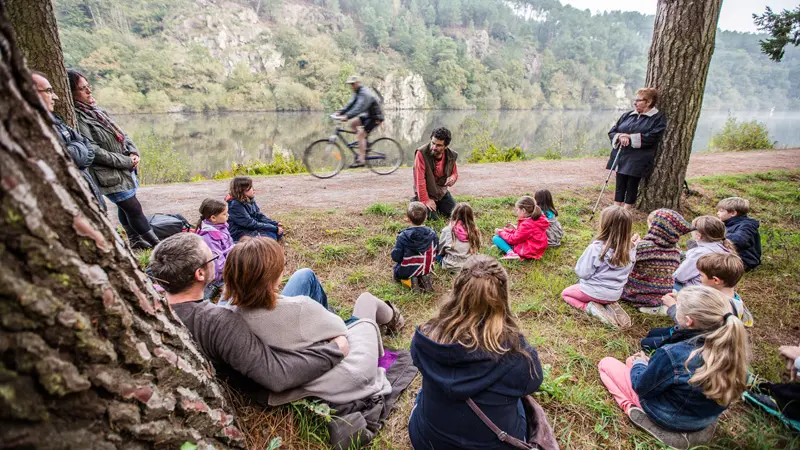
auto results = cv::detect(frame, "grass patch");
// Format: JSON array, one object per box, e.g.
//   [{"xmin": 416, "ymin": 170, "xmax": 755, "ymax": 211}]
[
  {"xmin": 365, "ymin": 202, "xmax": 396, "ymax": 216},
  {"xmin": 229, "ymin": 170, "xmax": 799, "ymax": 449},
  {"xmin": 212, "ymin": 154, "xmax": 306, "ymax": 180}
]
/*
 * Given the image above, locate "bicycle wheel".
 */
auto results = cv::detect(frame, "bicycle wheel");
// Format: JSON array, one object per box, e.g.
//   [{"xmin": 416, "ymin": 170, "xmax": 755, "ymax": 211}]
[
  {"xmin": 366, "ymin": 138, "xmax": 404, "ymax": 175},
  {"xmin": 304, "ymin": 139, "xmax": 345, "ymax": 179}
]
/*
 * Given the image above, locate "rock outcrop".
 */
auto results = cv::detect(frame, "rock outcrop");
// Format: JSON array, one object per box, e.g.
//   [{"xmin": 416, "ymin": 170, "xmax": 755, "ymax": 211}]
[{"xmin": 375, "ymin": 73, "xmax": 428, "ymax": 110}]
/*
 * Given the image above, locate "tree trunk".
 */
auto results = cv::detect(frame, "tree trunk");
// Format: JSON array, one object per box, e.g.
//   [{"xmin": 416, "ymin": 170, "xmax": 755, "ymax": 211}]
[
  {"xmin": 0, "ymin": 2, "xmax": 243, "ymax": 448},
  {"xmin": 636, "ymin": 0, "xmax": 722, "ymax": 211},
  {"xmin": 7, "ymin": 0, "xmax": 76, "ymax": 127}
]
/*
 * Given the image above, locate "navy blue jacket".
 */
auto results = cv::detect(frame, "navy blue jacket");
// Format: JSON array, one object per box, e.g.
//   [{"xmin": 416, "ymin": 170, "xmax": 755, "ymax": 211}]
[
  {"xmin": 226, "ymin": 198, "xmax": 279, "ymax": 242},
  {"xmin": 724, "ymin": 215, "xmax": 761, "ymax": 270},
  {"xmin": 408, "ymin": 328, "xmax": 542, "ymax": 450},
  {"xmin": 391, "ymin": 226, "xmax": 438, "ymax": 280},
  {"xmin": 631, "ymin": 331, "xmax": 727, "ymax": 432},
  {"xmin": 607, "ymin": 109, "xmax": 667, "ymax": 178}
]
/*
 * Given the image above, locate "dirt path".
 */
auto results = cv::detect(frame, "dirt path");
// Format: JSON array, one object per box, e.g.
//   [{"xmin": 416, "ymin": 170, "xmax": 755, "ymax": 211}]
[{"xmin": 126, "ymin": 148, "xmax": 800, "ymax": 221}]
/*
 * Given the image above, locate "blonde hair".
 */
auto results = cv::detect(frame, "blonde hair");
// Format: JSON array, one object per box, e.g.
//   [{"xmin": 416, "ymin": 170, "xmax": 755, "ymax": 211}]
[
  {"xmin": 692, "ymin": 216, "xmax": 737, "ymax": 253},
  {"xmin": 425, "ymin": 255, "xmax": 528, "ymax": 359},
  {"xmin": 596, "ymin": 206, "xmax": 633, "ymax": 267},
  {"xmin": 515, "ymin": 196, "xmax": 542, "ymax": 221},
  {"xmin": 636, "ymin": 87, "xmax": 659, "ymax": 107},
  {"xmin": 717, "ymin": 197, "xmax": 750, "ymax": 215},
  {"xmin": 450, "ymin": 203, "xmax": 481, "ymax": 254},
  {"xmin": 676, "ymin": 286, "xmax": 748, "ymax": 406}
]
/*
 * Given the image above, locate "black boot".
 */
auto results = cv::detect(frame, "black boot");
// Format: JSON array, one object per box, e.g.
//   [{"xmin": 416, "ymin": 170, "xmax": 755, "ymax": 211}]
[
  {"xmin": 123, "ymin": 225, "xmax": 151, "ymax": 250},
  {"xmin": 140, "ymin": 230, "xmax": 160, "ymax": 248}
]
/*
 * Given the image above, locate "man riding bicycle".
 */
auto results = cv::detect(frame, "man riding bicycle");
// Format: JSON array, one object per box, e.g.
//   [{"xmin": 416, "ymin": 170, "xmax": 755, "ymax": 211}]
[{"xmin": 332, "ymin": 76, "xmax": 384, "ymax": 168}]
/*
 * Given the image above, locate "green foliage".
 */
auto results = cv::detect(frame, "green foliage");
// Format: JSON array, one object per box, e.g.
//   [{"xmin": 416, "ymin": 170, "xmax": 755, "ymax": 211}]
[
  {"xmin": 135, "ymin": 133, "xmax": 190, "ymax": 184},
  {"xmin": 365, "ymin": 202, "xmax": 395, "ymax": 216},
  {"xmin": 466, "ymin": 143, "xmax": 526, "ymax": 163},
  {"xmin": 709, "ymin": 117, "xmax": 775, "ymax": 151},
  {"xmin": 212, "ymin": 154, "xmax": 307, "ymax": 180},
  {"xmin": 753, "ymin": 6, "xmax": 800, "ymax": 62}
]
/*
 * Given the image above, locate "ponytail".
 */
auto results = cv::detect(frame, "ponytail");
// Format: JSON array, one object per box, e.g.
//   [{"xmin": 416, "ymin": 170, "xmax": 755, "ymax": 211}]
[
  {"xmin": 693, "ymin": 216, "xmax": 738, "ymax": 256},
  {"xmin": 197, "ymin": 198, "xmax": 227, "ymax": 231},
  {"xmin": 515, "ymin": 196, "xmax": 541, "ymax": 220}
]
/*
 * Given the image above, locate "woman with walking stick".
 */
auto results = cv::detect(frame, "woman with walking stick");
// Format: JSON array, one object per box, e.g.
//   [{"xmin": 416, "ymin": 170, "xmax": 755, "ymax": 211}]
[{"xmin": 606, "ymin": 88, "xmax": 667, "ymax": 209}]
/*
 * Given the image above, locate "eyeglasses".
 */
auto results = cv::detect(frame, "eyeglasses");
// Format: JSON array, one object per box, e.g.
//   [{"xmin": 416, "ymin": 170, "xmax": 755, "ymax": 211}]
[
  {"xmin": 200, "ymin": 254, "xmax": 220, "ymax": 269},
  {"xmin": 633, "ymin": 98, "xmax": 647, "ymax": 103},
  {"xmin": 37, "ymin": 88, "xmax": 55, "ymax": 94}
]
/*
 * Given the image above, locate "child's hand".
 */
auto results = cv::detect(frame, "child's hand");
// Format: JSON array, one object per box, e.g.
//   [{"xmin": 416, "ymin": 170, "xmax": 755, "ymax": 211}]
[
  {"xmin": 662, "ymin": 292, "xmax": 677, "ymax": 308},
  {"xmin": 494, "ymin": 228, "xmax": 503, "ymax": 235},
  {"xmin": 631, "ymin": 233, "xmax": 641, "ymax": 244},
  {"xmin": 632, "ymin": 351, "xmax": 650, "ymax": 363},
  {"xmin": 505, "ymin": 222, "xmax": 516, "ymax": 230}
]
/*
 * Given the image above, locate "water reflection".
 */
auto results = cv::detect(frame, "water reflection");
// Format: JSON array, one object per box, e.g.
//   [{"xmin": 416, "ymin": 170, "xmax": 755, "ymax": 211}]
[{"xmin": 114, "ymin": 110, "xmax": 800, "ymax": 178}]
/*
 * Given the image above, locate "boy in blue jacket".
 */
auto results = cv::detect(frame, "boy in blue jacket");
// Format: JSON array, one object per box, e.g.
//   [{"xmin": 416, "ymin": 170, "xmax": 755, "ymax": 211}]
[
  {"xmin": 717, "ymin": 197, "xmax": 760, "ymax": 270},
  {"xmin": 392, "ymin": 202, "xmax": 438, "ymax": 292}
]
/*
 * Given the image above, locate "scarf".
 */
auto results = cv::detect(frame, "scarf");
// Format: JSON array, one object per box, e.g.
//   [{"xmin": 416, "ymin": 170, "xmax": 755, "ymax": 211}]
[{"xmin": 75, "ymin": 100, "xmax": 125, "ymax": 143}]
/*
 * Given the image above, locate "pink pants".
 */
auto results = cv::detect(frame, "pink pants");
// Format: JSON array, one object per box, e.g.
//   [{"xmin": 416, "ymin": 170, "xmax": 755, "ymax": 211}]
[
  {"xmin": 561, "ymin": 284, "xmax": 615, "ymax": 311},
  {"xmin": 598, "ymin": 356, "xmax": 642, "ymax": 414}
]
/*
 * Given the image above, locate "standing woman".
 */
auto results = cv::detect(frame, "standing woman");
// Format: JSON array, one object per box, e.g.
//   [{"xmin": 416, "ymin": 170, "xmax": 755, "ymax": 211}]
[
  {"xmin": 68, "ymin": 70, "xmax": 159, "ymax": 249},
  {"xmin": 607, "ymin": 88, "xmax": 667, "ymax": 209}
]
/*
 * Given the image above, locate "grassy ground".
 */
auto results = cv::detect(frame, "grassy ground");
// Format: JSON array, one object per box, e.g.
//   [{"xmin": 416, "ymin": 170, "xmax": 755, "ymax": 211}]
[{"xmin": 181, "ymin": 170, "xmax": 800, "ymax": 449}]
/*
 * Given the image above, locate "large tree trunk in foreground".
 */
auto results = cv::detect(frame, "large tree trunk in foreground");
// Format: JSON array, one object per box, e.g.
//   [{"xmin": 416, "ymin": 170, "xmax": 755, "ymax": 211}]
[
  {"xmin": 7, "ymin": 0, "xmax": 76, "ymax": 126},
  {"xmin": 0, "ymin": 2, "xmax": 242, "ymax": 448},
  {"xmin": 637, "ymin": 0, "xmax": 722, "ymax": 211}
]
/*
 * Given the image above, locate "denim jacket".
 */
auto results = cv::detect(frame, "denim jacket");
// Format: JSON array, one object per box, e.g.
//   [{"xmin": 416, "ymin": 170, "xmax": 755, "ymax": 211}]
[{"xmin": 630, "ymin": 333, "xmax": 727, "ymax": 431}]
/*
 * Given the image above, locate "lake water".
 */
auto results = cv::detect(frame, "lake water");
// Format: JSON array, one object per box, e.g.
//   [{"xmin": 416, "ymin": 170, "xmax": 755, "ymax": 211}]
[{"xmin": 114, "ymin": 110, "xmax": 800, "ymax": 178}]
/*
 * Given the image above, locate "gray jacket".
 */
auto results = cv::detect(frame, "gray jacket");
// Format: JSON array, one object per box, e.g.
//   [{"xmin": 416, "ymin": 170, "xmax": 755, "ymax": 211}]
[
  {"xmin": 545, "ymin": 215, "xmax": 564, "ymax": 247},
  {"xmin": 339, "ymin": 86, "xmax": 384, "ymax": 121},
  {"xmin": 438, "ymin": 225, "xmax": 472, "ymax": 272},
  {"xmin": 673, "ymin": 241, "xmax": 731, "ymax": 286},
  {"xmin": 75, "ymin": 105, "xmax": 138, "ymax": 195},
  {"xmin": 575, "ymin": 240, "xmax": 637, "ymax": 301}
]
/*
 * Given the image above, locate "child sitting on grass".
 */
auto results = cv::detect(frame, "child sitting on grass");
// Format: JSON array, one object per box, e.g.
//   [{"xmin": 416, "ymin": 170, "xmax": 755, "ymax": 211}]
[
  {"xmin": 195, "ymin": 198, "xmax": 233, "ymax": 300},
  {"xmin": 392, "ymin": 201, "xmax": 438, "ymax": 292},
  {"xmin": 674, "ymin": 216, "xmax": 736, "ymax": 290},
  {"xmin": 643, "ymin": 252, "xmax": 752, "ymax": 352},
  {"xmin": 599, "ymin": 286, "xmax": 748, "ymax": 450},
  {"xmin": 493, "ymin": 196, "xmax": 550, "ymax": 260},
  {"xmin": 622, "ymin": 208, "xmax": 693, "ymax": 314},
  {"xmin": 535, "ymin": 189, "xmax": 564, "ymax": 247},
  {"xmin": 562, "ymin": 206, "xmax": 636, "ymax": 329},
  {"xmin": 717, "ymin": 197, "xmax": 761, "ymax": 271},
  {"xmin": 438, "ymin": 202, "xmax": 481, "ymax": 273},
  {"xmin": 226, "ymin": 176, "xmax": 284, "ymax": 242}
]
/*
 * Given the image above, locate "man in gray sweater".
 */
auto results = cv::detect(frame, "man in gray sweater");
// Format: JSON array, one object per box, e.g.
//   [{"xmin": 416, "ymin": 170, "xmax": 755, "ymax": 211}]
[{"xmin": 150, "ymin": 233, "xmax": 347, "ymax": 398}]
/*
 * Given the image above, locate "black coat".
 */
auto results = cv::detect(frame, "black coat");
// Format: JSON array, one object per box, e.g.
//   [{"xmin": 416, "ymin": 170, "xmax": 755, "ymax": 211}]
[
  {"xmin": 606, "ymin": 109, "xmax": 667, "ymax": 178},
  {"xmin": 52, "ymin": 113, "xmax": 107, "ymax": 212}
]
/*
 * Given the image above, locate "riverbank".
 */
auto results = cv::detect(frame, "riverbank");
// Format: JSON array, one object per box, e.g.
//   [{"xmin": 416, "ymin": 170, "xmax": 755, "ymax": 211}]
[{"xmin": 120, "ymin": 148, "xmax": 800, "ymax": 223}]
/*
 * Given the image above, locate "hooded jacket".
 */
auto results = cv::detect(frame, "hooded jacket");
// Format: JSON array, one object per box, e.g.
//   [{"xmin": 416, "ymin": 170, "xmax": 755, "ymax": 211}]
[
  {"xmin": 408, "ymin": 328, "xmax": 542, "ymax": 450},
  {"xmin": 392, "ymin": 226, "xmax": 438, "ymax": 280},
  {"xmin": 438, "ymin": 222, "xmax": 472, "ymax": 272},
  {"xmin": 673, "ymin": 241, "xmax": 732, "ymax": 286},
  {"xmin": 497, "ymin": 215, "xmax": 550, "ymax": 260},
  {"xmin": 197, "ymin": 221, "xmax": 234, "ymax": 282},
  {"xmin": 575, "ymin": 240, "xmax": 637, "ymax": 301},
  {"xmin": 623, "ymin": 209, "xmax": 693, "ymax": 307},
  {"xmin": 226, "ymin": 197, "xmax": 280, "ymax": 242},
  {"xmin": 724, "ymin": 215, "xmax": 761, "ymax": 270}
]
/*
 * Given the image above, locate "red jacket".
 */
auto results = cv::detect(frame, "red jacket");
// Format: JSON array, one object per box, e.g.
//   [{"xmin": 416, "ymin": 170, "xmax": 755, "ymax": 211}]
[{"xmin": 498, "ymin": 215, "xmax": 550, "ymax": 259}]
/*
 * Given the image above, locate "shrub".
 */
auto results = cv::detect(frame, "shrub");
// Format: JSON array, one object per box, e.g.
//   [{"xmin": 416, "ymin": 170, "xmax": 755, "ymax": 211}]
[
  {"xmin": 135, "ymin": 133, "xmax": 190, "ymax": 184},
  {"xmin": 710, "ymin": 117, "xmax": 774, "ymax": 151},
  {"xmin": 211, "ymin": 153, "xmax": 306, "ymax": 179},
  {"xmin": 467, "ymin": 143, "xmax": 527, "ymax": 163},
  {"xmin": 365, "ymin": 202, "xmax": 395, "ymax": 216}
]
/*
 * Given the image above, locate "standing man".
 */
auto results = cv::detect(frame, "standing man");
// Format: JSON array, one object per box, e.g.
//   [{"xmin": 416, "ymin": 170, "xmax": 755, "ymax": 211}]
[
  {"xmin": 333, "ymin": 76, "xmax": 384, "ymax": 168},
  {"xmin": 413, "ymin": 127, "xmax": 458, "ymax": 219},
  {"xmin": 32, "ymin": 70, "xmax": 106, "ymax": 212}
]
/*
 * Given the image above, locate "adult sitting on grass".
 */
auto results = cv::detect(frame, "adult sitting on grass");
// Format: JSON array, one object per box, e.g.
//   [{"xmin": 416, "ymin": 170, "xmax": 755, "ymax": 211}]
[
  {"xmin": 409, "ymin": 255, "xmax": 545, "ymax": 450},
  {"xmin": 223, "ymin": 236, "xmax": 405, "ymax": 406},
  {"xmin": 413, "ymin": 127, "xmax": 459, "ymax": 220},
  {"xmin": 149, "ymin": 233, "xmax": 347, "ymax": 399}
]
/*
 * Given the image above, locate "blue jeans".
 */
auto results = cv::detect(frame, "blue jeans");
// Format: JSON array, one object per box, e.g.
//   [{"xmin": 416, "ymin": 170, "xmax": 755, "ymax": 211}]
[
  {"xmin": 281, "ymin": 268, "xmax": 329, "ymax": 310},
  {"xmin": 492, "ymin": 235, "xmax": 513, "ymax": 254}
]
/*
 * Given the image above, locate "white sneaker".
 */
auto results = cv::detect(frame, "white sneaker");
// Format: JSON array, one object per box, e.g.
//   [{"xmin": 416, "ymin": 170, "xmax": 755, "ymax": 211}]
[
  {"xmin": 501, "ymin": 251, "xmax": 521, "ymax": 260},
  {"xmin": 639, "ymin": 305, "xmax": 669, "ymax": 316},
  {"xmin": 586, "ymin": 302, "xmax": 619, "ymax": 328}
]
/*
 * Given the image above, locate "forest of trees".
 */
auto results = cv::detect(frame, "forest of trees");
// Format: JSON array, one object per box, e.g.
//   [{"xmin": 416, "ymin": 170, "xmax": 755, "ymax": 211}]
[{"xmin": 54, "ymin": 0, "xmax": 800, "ymax": 113}]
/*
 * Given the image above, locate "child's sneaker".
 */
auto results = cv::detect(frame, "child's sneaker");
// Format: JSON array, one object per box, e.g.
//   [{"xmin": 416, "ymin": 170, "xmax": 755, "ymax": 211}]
[
  {"xmin": 501, "ymin": 251, "xmax": 521, "ymax": 260},
  {"xmin": 605, "ymin": 302, "xmax": 632, "ymax": 329},
  {"xmin": 639, "ymin": 305, "xmax": 669, "ymax": 316},
  {"xmin": 586, "ymin": 302, "xmax": 619, "ymax": 328},
  {"xmin": 419, "ymin": 274, "xmax": 434, "ymax": 292},
  {"xmin": 627, "ymin": 407, "xmax": 691, "ymax": 449}
]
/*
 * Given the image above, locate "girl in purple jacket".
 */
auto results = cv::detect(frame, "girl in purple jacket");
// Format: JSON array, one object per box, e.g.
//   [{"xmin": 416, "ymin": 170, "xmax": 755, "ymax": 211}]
[{"xmin": 196, "ymin": 198, "xmax": 234, "ymax": 299}]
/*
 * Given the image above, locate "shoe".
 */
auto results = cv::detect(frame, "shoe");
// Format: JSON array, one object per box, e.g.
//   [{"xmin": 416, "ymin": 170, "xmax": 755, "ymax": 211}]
[
  {"xmin": 349, "ymin": 159, "xmax": 365, "ymax": 168},
  {"xmin": 628, "ymin": 407, "xmax": 691, "ymax": 449},
  {"xmin": 140, "ymin": 230, "xmax": 161, "ymax": 248},
  {"xmin": 501, "ymin": 251, "xmax": 521, "ymax": 260},
  {"xmin": 686, "ymin": 423, "xmax": 716, "ymax": 447},
  {"xmin": 586, "ymin": 302, "xmax": 618, "ymax": 328},
  {"xmin": 419, "ymin": 274, "xmax": 434, "ymax": 293},
  {"xmin": 410, "ymin": 276, "xmax": 422, "ymax": 293},
  {"xmin": 605, "ymin": 303, "xmax": 632, "ymax": 328},
  {"xmin": 382, "ymin": 301, "xmax": 406, "ymax": 335},
  {"xmin": 123, "ymin": 225, "xmax": 152, "ymax": 250},
  {"xmin": 639, "ymin": 305, "xmax": 669, "ymax": 316}
]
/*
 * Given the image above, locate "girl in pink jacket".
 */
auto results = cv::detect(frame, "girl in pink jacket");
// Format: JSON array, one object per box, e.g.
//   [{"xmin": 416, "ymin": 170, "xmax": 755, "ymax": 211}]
[{"xmin": 493, "ymin": 196, "xmax": 550, "ymax": 260}]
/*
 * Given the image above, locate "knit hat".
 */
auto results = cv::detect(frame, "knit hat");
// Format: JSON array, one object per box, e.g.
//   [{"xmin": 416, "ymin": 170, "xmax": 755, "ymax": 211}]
[{"xmin": 645, "ymin": 208, "xmax": 693, "ymax": 247}]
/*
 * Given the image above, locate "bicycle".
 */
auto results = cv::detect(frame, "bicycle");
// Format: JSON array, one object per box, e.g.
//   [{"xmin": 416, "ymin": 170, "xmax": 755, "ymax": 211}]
[{"xmin": 303, "ymin": 115, "xmax": 404, "ymax": 179}]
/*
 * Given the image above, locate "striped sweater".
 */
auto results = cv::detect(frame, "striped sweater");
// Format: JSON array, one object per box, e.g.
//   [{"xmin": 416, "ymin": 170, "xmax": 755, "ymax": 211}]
[{"xmin": 622, "ymin": 209, "xmax": 693, "ymax": 307}]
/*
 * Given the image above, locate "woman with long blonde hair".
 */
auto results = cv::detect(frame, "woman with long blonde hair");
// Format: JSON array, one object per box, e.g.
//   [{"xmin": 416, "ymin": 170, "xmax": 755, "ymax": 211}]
[
  {"xmin": 408, "ymin": 255, "xmax": 542, "ymax": 450},
  {"xmin": 598, "ymin": 286, "xmax": 748, "ymax": 448},
  {"xmin": 674, "ymin": 215, "xmax": 737, "ymax": 289}
]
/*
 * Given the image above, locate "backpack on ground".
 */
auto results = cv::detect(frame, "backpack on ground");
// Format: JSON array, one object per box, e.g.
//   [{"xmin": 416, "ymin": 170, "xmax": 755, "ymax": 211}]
[{"xmin": 146, "ymin": 213, "xmax": 193, "ymax": 241}]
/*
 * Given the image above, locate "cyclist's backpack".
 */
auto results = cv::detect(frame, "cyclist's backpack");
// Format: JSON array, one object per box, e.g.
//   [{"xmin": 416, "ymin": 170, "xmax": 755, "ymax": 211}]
[{"xmin": 146, "ymin": 213, "xmax": 193, "ymax": 241}]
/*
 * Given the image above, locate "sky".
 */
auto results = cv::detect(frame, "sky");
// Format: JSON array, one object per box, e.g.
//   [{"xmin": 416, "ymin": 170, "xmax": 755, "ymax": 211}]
[{"xmin": 558, "ymin": 0, "xmax": 798, "ymax": 33}]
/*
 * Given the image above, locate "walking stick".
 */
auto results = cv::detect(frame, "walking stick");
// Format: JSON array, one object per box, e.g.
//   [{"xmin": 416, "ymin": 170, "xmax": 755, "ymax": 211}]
[{"xmin": 590, "ymin": 145, "xmax": 622, "ymax": 221}]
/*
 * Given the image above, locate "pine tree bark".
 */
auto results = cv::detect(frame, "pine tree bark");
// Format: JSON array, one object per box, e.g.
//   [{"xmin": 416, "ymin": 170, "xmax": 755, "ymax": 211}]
[
  {"xmin": 0, "ymin": 2, "xmax": 243, "ymax": 448},
  {"xmin": 6, "ymin": 0, "xmax": 76, "ymax": 127},
  {"xmin": 636, "ymin": 0, "xmax": 722, "ymax": 210}
]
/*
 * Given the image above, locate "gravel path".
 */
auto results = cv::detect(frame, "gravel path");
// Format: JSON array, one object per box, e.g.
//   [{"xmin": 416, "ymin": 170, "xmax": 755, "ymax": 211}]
[{"xmin": 124, "ymin": 148, "xmax": 800, "ymax": 221}]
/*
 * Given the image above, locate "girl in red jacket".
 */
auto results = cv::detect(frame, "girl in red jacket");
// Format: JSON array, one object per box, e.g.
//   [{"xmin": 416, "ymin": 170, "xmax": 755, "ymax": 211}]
[{"xmin": 493, "ymin": 196, "xmax": 550, "ymax": 260}]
